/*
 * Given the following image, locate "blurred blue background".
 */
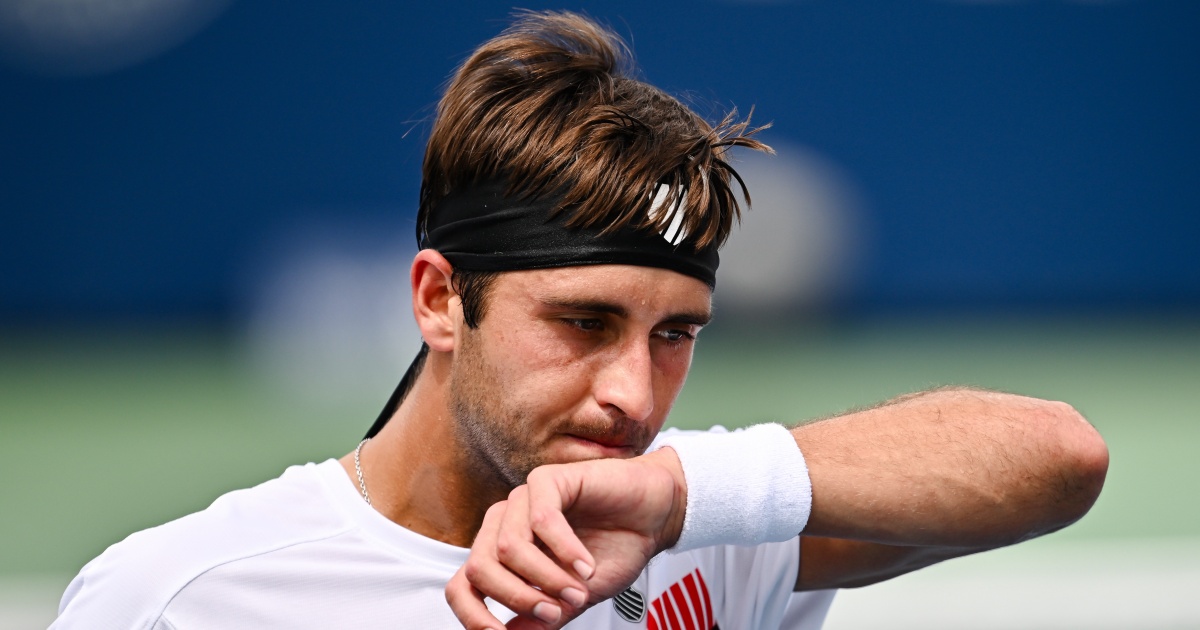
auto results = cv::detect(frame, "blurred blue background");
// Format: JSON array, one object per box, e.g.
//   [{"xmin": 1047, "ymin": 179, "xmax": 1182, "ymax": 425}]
[
  {"xmin": 3, "ymin": 0, "xmax": 1197, "ymax": 323},
  {"xmin": 2, "ymin": 2, "xmax": 1199, "ymax": 628}
]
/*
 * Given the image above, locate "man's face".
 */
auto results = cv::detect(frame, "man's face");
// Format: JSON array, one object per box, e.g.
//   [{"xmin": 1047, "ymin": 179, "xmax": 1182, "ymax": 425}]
[{"xmin": 448, "ymin": 264, "xmax": 712, "ymax": 488}]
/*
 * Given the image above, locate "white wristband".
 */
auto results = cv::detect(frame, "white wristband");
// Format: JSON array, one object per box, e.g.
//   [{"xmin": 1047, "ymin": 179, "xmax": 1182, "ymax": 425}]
[{"xmin": 655, "ymin": 423, "xmax": 812, "ymax": 552}]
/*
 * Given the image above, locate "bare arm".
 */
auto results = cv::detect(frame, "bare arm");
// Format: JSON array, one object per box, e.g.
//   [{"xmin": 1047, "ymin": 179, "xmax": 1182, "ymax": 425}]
[
  {"xmin": 446, "ymin": 387, "xmax": 1109, "ymax": 627},
  {"xmin": 794, "ymin": 387, "xmax": 1109, "ymax": 589},
  {"xmin": 800, "ymin": 387, "xmax": 1107, "ymax": 545}
]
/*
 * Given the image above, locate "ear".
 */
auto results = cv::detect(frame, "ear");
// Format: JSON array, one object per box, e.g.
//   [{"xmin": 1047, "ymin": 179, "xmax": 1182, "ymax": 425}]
[{"xmin": 410, "ymin": 249, "xmax": 460, "ymax": 353}]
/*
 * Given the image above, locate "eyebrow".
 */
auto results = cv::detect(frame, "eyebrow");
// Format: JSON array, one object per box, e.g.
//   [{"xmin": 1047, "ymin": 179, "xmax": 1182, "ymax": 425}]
[{"xmin": 541, "ymin": 298, "xmax": 712, "ymax": 327}]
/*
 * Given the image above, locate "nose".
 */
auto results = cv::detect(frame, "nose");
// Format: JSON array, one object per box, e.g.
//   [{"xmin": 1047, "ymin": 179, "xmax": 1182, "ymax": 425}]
[{"xmin": 593, "ymin": 338, "xmax": 655, "ymax": 423}]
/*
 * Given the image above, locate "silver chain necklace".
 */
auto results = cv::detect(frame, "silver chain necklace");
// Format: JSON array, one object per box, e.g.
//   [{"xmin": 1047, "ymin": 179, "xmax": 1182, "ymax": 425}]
[{"xmin": 354, "ymin": 438, "xmax": 372, "ymax": 506}]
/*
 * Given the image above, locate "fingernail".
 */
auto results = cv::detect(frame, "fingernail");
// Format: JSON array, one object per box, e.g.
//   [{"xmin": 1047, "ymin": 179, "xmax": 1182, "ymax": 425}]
[
  {"xmin": 533, "ymin": 601, "xmax": 562, "ymax": 624},
  {"xmin": 573, "ymin": 559, "xmax": 594, "ymax": 580},
  {"xmin": 560, "ymin": 586, "xmax": 586, "ymax": 608}
]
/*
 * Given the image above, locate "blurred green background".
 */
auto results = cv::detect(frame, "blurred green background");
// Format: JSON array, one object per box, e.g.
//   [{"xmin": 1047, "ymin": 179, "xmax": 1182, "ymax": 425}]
[
  {"xmin": 4, "ymin": 317, "xmax": 1197, "ymax": 583},
  {"xmin": 4, "ymin": 4, "xmax": 1198, "ymax": 626}
]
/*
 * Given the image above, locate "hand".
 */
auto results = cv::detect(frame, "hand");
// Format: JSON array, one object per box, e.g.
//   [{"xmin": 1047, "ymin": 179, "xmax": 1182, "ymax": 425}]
[{"xmin": 445, "ymin": 448, "xmax": 687, "ymax": 629}]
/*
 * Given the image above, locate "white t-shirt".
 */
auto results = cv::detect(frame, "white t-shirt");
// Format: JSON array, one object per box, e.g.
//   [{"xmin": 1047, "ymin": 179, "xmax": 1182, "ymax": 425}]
[{"xmin": 55, "ymin": 458, "xmax": 834, "ymax": 629}]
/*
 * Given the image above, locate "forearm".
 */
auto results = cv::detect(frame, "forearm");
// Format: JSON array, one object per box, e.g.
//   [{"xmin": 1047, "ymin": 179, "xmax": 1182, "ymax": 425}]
[
  {"xmin": 797, "ymin": 536, "xmax": 997, "ymax": 590},
  {"xmin": 795, "ymin": 387, "xmax": 1109, "ymax": 547},
  {"xmin": 447, "ymin": 388, "xmax": 1111, "ymax": 622}
]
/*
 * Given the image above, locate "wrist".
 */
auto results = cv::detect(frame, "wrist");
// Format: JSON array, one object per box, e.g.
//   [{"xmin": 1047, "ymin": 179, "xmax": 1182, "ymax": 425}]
[
  {"xmin": 653, "ymin": 424, "xmax": 812, "ymax": 551},
  {"xmin": 636, "ymin": 447, "xmax": 688, "ymax": 553}
]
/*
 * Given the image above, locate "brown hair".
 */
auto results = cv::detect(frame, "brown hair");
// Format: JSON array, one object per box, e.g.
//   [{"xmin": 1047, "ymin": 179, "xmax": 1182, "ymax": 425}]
[
  {"xmin": 419, "ymin": 10, "xmax": 771, "ymax": 257},
  {"xmin": 370, "ymin": 12, "xmax": 768, "ymax": 437}
]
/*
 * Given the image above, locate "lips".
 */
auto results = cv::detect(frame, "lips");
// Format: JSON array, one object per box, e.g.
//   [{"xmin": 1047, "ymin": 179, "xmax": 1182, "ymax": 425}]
[
  {"xmin": 561, "ymin": 418, "xmax": 650, "ymax": 453},
  {"xmin": 568, "ymin": 433, "xmax": 633, "ymax": 449},
  {"xmin": 562, "ymin": 435, "xmax": 639, "ymax": 459}
]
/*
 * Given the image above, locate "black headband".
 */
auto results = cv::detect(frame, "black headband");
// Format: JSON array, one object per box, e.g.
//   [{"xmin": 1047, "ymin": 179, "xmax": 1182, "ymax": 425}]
[
  {"xmin": 365, "ymin": 179, "xmax": 719, "ymax": 440},
  {"xmin": 421, "ymin": 179, "xmax": 720, "ymax": 287}
]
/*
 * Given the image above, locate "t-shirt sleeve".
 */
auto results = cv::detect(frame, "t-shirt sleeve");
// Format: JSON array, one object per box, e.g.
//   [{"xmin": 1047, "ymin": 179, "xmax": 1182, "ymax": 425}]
[
  {"xmin": 707, "ymin": 538, "xmax": 801, "ymax": 628},
  {"xmin": 52, "ymin": 549, "xmax": 170, "ymax": 630},
  {"xmin": 687, "ymin": 539, "xmax": 836, "ymax": 630},
  {"xmin": 780, "ymin": 588, "xmax": 837, "ymax": 629}
]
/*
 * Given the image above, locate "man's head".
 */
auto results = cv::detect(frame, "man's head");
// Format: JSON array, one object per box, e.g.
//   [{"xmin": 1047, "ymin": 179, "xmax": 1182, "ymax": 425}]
[
  {"xmin": 369, "ymin": 12, "xmax": 768, "ymax": 484},
  {"xmin": 416, "ymin": 10, "xmax": 769, "ymax": 330}
]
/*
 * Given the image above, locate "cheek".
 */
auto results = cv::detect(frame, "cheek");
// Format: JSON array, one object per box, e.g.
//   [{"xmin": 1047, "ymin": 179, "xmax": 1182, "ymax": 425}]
[
  {"xmin": 652, "ymin": 346, "xmax": 694, "ymax": 402},
  {"xmin": 483, "ymin": 324, "xmax": 593, "ymax": 407}
]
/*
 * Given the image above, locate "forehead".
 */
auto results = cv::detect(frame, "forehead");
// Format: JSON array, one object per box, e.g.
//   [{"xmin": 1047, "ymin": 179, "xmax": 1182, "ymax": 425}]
[{"xmin": 490, "ymin": 264, "xmax": 713, "ymax": 320}]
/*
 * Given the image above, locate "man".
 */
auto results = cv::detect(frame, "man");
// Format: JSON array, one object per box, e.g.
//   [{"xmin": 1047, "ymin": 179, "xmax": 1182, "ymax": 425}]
[{"xmin": 55, "ymin": 11, "xmax": 1108, "ymax": 629}]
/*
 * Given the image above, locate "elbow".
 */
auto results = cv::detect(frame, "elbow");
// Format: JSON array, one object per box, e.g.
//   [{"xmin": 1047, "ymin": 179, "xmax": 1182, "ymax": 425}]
[{"xmin": 1043, "ymin": 401, "xmax": 1109, "ymax": 525}]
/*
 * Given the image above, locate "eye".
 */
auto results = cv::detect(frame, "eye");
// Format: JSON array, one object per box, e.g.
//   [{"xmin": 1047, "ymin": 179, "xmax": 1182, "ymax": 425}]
[
  {"xmin": 655, "ymin": 328, "xmax": 696, "ymax": 344},
  {"xmin": 564, "ymin": 318, "xmax": 604, "ymax": 332}
]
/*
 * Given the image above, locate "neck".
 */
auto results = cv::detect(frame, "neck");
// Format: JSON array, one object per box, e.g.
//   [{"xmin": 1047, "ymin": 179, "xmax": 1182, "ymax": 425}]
[{"xmin": 339, "ymin": 353, "xmax": 509, "ymax": 548}]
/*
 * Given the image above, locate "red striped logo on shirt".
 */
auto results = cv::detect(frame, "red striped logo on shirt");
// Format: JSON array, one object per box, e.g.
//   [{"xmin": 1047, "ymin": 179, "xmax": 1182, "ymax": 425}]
[{"xmin": 646, "ymin": 569, "xmax": 717, "ymax": 630}]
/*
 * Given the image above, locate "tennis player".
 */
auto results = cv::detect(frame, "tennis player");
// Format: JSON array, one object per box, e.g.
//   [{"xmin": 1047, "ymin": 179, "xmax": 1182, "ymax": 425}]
[{"xmin": 54, "ymin": 12, "xmax": 1108, "ymax": 629}]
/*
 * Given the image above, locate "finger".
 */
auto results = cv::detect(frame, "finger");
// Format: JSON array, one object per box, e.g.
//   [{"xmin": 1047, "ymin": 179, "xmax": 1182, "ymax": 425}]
[
  {"xmin": 446, "ymin": 565, "xmax": 507, "ymax": 630},
  {"xmin": 463, "ymin": 501, "xmax": 568, "ymax": 625},
  {"xmin": 525, "ymin": 466, "xmax": 596, "ymax": 581},
  {"xmin": 496, "ymin": 487, "xmax": 590, "ymax": 609},
  {"xmin": 506, "ymin": 613, "xmax": 567, "ymax": 630},
  {"xmin": 502, "ymin": 598, "xmax": 588, "ymax": 630}
]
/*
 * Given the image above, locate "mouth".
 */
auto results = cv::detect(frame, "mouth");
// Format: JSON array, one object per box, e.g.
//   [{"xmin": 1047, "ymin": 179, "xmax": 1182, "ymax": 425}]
[
  {"xmin": 561, "ymin": 433, "xmax": 640, "ymax": 457},
  {"xmin": 555, "ymin": 417, "xmax": 652, "ymax": 459},
  {"xmin": 567, "ymin": 432, "xmax": 632, "ymax": 448},
  {"xmin": 559, "ymin": 424, "xmax": 652, "ymax": 458}
]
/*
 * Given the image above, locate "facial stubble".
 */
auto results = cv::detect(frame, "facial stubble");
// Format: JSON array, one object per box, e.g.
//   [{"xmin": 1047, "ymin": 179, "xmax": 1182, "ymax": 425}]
[
  {"xmin": 449, "ymin": 328, "xmax": 548, "ymax": 490},
  {"xmin": 448, "ymin": 326, "xmax": 654, "ymax": 491}
]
